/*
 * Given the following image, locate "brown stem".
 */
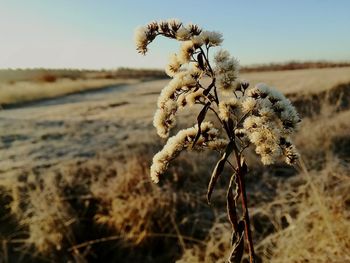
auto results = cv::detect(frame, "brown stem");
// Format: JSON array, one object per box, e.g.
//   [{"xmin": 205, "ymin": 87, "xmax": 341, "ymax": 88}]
[
  {"xmin": 199, "ymin": 46, "xmax": 214, "ymax": 76},
  {"xmin": 203, "ymin": 51, "xmax": 255, "ymax": 261},
  {"xmin": 234, "ymin": 149, "xmax": 256, "ymax": 263}
]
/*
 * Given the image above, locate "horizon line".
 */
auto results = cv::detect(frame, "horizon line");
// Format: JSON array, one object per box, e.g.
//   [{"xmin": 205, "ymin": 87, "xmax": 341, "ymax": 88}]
[{"xmin": 1, "ymin": 59, "xmax": 350, "ymax": 71}]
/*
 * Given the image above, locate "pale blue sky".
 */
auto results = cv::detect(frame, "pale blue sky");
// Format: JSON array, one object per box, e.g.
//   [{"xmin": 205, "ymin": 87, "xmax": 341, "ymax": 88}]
[{"xmin": 1, "ymin": 0, "xmax": 349, "ymax": 69}]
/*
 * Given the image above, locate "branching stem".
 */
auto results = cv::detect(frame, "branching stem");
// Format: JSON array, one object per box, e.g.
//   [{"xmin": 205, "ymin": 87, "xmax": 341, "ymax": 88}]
[{"xmin": 203, "ymin": 46, "xmax": 256, "ymax": 262}]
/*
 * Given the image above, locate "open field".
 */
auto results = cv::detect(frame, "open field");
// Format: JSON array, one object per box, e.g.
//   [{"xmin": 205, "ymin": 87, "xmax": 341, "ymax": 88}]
[
  {"xmin": 0, "ymin": 67, "xmax": 349, "ymax": 262},
  {"xmin": 0, "ymin": 68, "xmax": 167, "ymax": 106},
  {"xmin": 1, "ymin": 66, "xmax": 350, "ymax": 107},
  {"xmin": 0, "ymin": 78, "xmax": 141, "ymax": 107},
  {"xmin": 241, "ymin": 66, "xmax": 350, "ymax": 94}
]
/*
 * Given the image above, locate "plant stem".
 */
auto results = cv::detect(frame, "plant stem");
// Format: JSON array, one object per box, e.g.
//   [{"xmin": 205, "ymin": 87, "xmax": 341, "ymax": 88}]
[
  {"xmin": 234, "ymin": 148, "xmax": 256, "ymax": 263},
  {"xmin": 204, "ymin": 51, "xmax": 256, "ymax": 262}
]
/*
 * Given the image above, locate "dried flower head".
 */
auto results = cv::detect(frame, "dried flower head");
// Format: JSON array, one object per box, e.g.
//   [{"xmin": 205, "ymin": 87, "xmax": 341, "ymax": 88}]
[
  {"xmin": 186, "ymin": 89, "xmax": 205, "ymax": 106},
  {"xmin": 179, "ymin": 41, "xmax": 196, "ymax": 63},
  {"xmin": 176, "ymin": 27, "xmax": 192, "ymax": 40},
  {"xmin": 135, "ymin": 19, "xmax": 301, "ymax": 263},
  {"xmin": 242, "ymin": 84, "xmax": 300, "ymax": 165},
  {"xmin": 134, "ymin": 26, "xmax": 149, "ymax": 55},
  {"xmin": 200, "ymin": 31, "xmax": 223, "ymax": 46},
  {"xmin": 218, "ymin": 98, "xmax": 241, "ymax": 121},
  {"xmin": 214, "ymin": 49, "xmax": 240, "ymax": 94},
  {"xmin": 165, "ymin": 53, "xmax": 182, "ymax": 77},
  {"xmin": 187, "ymin": 23, "xmax": 202, "ymax": 36},
  {"xmin": 150, "ymin": 122, "xmax": 221, "ymax": 183}
]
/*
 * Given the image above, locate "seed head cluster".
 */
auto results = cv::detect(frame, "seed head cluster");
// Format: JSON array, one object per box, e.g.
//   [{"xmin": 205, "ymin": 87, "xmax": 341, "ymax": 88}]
[
  {"xmin": 241, "ymin": 84, "xmax": 301, "ymax": 164},
  {"xmin": 150, "ymin": 122, "xmax": 226, "ymax": 183},
  {"xmin": 214, "ymin": 49, "xmax": 240, "ymax": 94},
  {"xmin": 135, "ymin": 19, "xmax": 301, "ymax": 183}
]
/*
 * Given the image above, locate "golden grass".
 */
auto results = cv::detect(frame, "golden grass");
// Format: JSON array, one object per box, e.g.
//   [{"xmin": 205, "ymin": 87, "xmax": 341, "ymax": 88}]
[
  {"xmin": 92, "ymin": 155, "xmax": 177, "ymax": 245},
  {"xmin": 241, "ymin": 61, "xmax": 350, "ymax": 73},
  {"xmin": 0, "ymin": 69, "xmax": 349, "ymax": 262},
  {"xmin": 0, "ymin": 78, "xmax": 139, "ymax": 106},
  {"xmin": 0, "ymin": 68, "xmax": 169, "ymax": 106},
  {"xmin": 1, "ymin": 67, "xmax": 350, "ymax": 107},
  {"xmin": 176, "ymin": 158, "xmax": 350, "ymax": 263},
  {"xmin": 255, "ymin": 159, "xmax": 350, "ymax": 263},
  {"xmin": 241, "ymin": 67, "xmax": 350, "ymax": 94},
  {"xmin": 1, "ymin": 105, "xmax": 348, "ymax": 262}
]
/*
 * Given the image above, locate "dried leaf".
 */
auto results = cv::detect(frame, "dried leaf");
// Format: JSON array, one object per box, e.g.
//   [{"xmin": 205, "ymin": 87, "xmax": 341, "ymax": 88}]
[
  {"xmin": 192, "ymin": 102, "xmax": 211, "ymax": 148},
  {"xmin": 229, "ymin": 221, "xmax": 245, "ymax": 263},
  {"xmin": 227, "ymin": 174, "xmax": 238, "ymax": 232},
  {"xmin": 229, "ymin": 233, "xmax": 244, "ymax": 263},
  {"xmin": 197, "ymin": 53, "xmax": 205, "ymax": 70},
  {"xmin": 240, "ymin": 157, "xmax": 248, "ymax": 176},
  {"xmin": 207, "ymin": 141, "xmax": 234, "ymax": 203},
  {"xmin": 227, "ymin": 118, "xmax": 235, "ymax": 132}
]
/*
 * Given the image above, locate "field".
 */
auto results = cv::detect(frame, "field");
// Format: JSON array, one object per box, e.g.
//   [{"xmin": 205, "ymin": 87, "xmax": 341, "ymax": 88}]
[
  {"xmin": 0, "ymin": 67, "xmax": 349, "ymax": 262},
  {"xmin": 0, "ymin": 68, "xmax": 167, "ymax": 107}
]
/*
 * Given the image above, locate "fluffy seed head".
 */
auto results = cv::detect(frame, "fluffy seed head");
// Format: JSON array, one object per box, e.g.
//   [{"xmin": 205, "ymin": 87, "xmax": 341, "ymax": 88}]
[
  {"xmin": 186, "ymin": 89, "xmax": 205, "ymax": 106},
  {"xmin": 150, "ymin": 122, "xmax": 221, "ymax": 183},
  {"xmin": 176, "ymin": 27, "xmax": 192, "ymax": 40},
  {"xmin": 200, "ymin": 31, "xmax": 223, "ymax": 46},
  {"xmin": 134, "ymin": 26, "xmax": 149, "ymax": 55},
  {"xmin": 179, "ymin": 41, "xmax": 196, "ymax": 64},
  {"xmin": 214, "ymin": 50, "xmax": 240, "ymax": 94},
  {"xmin": 241, "ymin": 84, "xmax": 301, "ymax": 165},
  {"xmin": 165, "ymin": 53, "xmax": 182, "ymax": 77}
]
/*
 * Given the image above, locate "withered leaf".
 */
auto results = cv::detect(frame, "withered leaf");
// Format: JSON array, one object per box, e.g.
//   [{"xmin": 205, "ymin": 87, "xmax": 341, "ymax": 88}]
[
  {"xmin": 240, "ymin": 157, "xmax": 248, "ymax": 176},
  {"xmin": 227, "ymin": 175, "xmax": 238, "ymax": 232},
  {"xmin": 192, "ymin": 102, "xmax": 211, "ymax": 148},
  {"xmin": 197, "ymin": 53, "xmax": 205, "ymax": 70},
  {"xmin": 227, "ymin": 118, "xmax": 234, "ymax": 132},
  {"xmin": 229, "ymin": 220, "xmax": 245, "ymax": 263},
  {"xmin": 207, "ymin": 141, "xmax": 234, "ymax": 203}
]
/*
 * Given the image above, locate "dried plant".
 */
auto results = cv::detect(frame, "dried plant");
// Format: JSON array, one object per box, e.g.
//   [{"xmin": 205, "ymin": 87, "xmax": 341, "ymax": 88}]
[{"xmin": 135, "ymin": 19, "xmax": 301, "ymax": 263}]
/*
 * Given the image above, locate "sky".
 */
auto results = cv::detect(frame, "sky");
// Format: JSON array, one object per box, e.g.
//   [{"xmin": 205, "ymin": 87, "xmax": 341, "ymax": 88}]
[{"xmin": 0, "ymin": 0, "xmax": 350, "ymax": 69}]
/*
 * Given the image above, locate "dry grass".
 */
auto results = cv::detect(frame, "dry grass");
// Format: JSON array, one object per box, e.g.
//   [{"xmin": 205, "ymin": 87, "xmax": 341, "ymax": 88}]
[
  {"xmin": 176, "ymin": 100, "xmax": 350, "ymax": 262},
  {"xmin": 255, "ymin": 159, "xmax": 350, "ymax": 263},
  {"xmin": 0, "ymin": 68, "xmax": 349, "ymax": 262},
  {"xmin": 241, "ymin": 67, "xmax": 350, "ymax": 94},
  {"xmin": 0, "ymin": 68, "xmax": 167, "ymax": 83},
  {"xmin": 1, "ymin": 107, "xmax": 348, "ymax": 262},
  {"xmin": 176, "ymin": 158, "xmax": 350, "ymax": 263},
  {"xmin": 92, "ymin": 155, "xmax": 178, "ymax": 245},
  {"xmin": 0, "ymin": 69, "xmax": 87, "ymax": 83},
  {"xmin": 0, "ymin": 68, "xmax": 168, "ymax": 106},
  {"xmin": 0, "ymin": 144, "xmax": 218, "ymax": 262},
  {"xmin": 12, "ymin": 174, "xmax": 76, "ymax": 254},
  {"xmin": 1, "ymin": 67, "xmax": 350, "ymax": 107},
  {"xmin": 241, "ymin": 61, "xmax": 350, "ymax": 73},
  {"xmin": 0, "ymin": 78, "xmax": 139, "ymax": 106}
]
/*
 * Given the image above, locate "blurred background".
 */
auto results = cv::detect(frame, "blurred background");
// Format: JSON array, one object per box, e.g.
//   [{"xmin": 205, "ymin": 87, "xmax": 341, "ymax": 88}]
[{"xmin": 0, "ymin": 1, "xmax": 349, "ymax": 262}]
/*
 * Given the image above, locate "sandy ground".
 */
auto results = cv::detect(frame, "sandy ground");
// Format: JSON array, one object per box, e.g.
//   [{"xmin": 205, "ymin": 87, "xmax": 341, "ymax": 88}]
[{"xmin": 1, "ymin": 67, "xmax": 349, "ymax": 178}]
